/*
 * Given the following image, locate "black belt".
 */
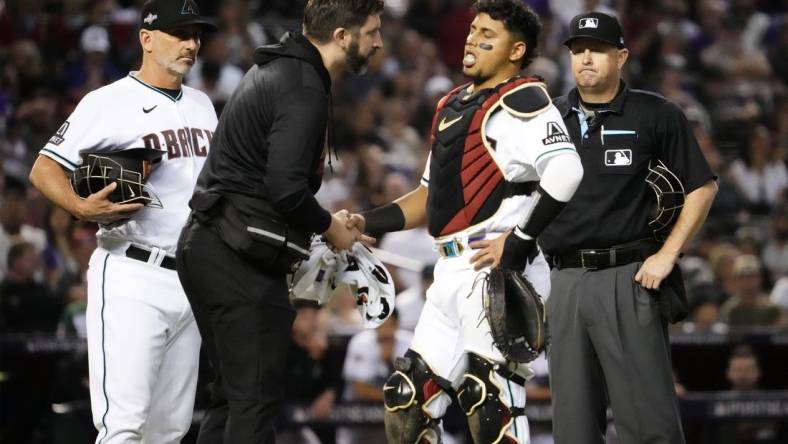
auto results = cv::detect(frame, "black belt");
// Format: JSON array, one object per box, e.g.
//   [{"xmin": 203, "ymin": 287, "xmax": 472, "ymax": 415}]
[
  {"xmin": 551, "ymin": 239, "xmax": 660, "ymax": 270},
  {"xmin": 125, "ymin": 245, "xmax": 176, "ymax": 270}
]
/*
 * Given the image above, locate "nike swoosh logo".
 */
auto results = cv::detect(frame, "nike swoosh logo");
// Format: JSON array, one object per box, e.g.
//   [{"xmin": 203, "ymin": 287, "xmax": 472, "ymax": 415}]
[
  {"xmin": 128, "ymin": 186, "xmax": 136, "ymax": 197},
  {"xmin": 438, "ymin": 115, "xmax": 463, "ymax": 131},
  {"xmin": 383, "ymin": 385, "xmax": 398, "ymax": 391},
  {"xmin": 143, "ymin": 105, "xmax": 157, "ymax": 113}
]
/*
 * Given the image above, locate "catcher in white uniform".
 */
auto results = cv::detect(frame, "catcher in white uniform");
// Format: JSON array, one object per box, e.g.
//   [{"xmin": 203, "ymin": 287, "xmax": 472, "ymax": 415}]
[
  {"xmin": 29, "ymin": 1, "xmax": 217, "ymax": 442},
  {"xmin": 348, "ymin": 1, "xmax": 583, "ymax": 443}
]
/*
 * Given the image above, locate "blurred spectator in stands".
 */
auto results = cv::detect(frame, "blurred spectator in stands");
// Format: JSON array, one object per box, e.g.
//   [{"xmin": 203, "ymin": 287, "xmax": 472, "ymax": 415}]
[
  {"xmin": 377, "ymin": 98, "xmax": 422, "ymax": 173},
  {"xmin": 62, "ymin": 24, "xmax": 122, "ymax": 103},
  {"xmin": 681, "ymin": 286, "xmax": 728, "ymax": 334},
  {"xmin": 708, "ymin": 345, "xmax": 781, "ymax": 444},
  {"xmin": 354, "ymin": 141, "xmax": 389, "ymax": 208},
  {"xmin": 186, "ymin": 35, "xmax": 244, "ymax": 112},
  {"xmin": 395, "ymin": 263, "xmax": 434, "ymax": 331},
  {"xmin": 338, "ymin": 311, "xmax": 411, "ymax": 444},
  {"xmin": 436, "ymin": 0, "xmax": 474, "ymax": 70},
  {"xmin": 42, "ymin": 206, "xmax": 79, "ymax": 293},
  {"xmin": 721, "ymin": 254, "xmax": 780, "ymax": 327},
  {"xmin": 323, "ymin": 285, "xmax": 365, "ymax": 337},
  {"xmin": 0, "ymin": 241, "xmax": 61, "ymax": 333},
  {"xmin": 0, "ymin": 183, "xmax": 46, "ymax": 280},
  {"xmin": 56, "ymin": 281, "xmax": 87, "ymax": 339},
  {"xmin": 217, "ymin": 0, "xmax": 268, "ymax": 67},
  {"xmin": 405, "ymin": 0, "xmax": 448, "ymax": 40},
  {"xmin": 770, "ymin": 276, "xmax": 788, "ymax": 325},
  {"xmin": 6, "ymin": 39, "xmax": 46, "ymax": 103},
  {"xmin": 728, "ymin": 125, "xmax": 787, "ymax": 214},
  {"xmin": 730, "ymin": 0, "xmax": 771, "ymax": 50},
  {"xmin": 708, "ymin": 243, "xmax": 741, "ymax": 300},
  {"xmin": 282, "ymin": 300, "xmax": 344, "ymax": 444},
  {"xmin": 762, "ymin": 205, "xmax": 788, "ymax": 280}
]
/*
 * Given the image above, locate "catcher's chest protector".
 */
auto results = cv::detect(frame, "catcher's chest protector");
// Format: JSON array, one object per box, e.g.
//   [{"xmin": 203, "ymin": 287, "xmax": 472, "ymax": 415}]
[{"xmin": 427, "ymin": 77, "xmax": 540, "ymax": 237}]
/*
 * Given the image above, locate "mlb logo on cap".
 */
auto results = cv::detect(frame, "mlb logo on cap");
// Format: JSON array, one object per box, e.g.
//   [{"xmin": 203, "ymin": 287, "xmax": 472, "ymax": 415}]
[{"xmin": 564, "ymin": 11, "xmax": 625, "ymax": 49}]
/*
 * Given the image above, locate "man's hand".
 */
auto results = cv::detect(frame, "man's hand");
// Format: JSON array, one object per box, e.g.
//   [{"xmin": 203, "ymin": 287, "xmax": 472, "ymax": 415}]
[
  {"xmin": 469, "ymin": 233, "xmax": 508, "ymax": 271},
  {"xmin": 76, "ymin": 182, "xmax": 144, "ymax": 225},
  {"xmin": 634, "ymin": 250, "xmax": 678, "ymax": 290},
  {"xmin": 341, "ymin": 211, "xmax": 376, "ymax": 244}
]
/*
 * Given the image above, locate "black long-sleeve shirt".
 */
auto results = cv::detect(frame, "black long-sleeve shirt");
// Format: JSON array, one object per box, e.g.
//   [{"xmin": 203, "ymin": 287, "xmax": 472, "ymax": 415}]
[{"xmin": 194, "ymin": 32, "xmax": 332, "ymax": 234}]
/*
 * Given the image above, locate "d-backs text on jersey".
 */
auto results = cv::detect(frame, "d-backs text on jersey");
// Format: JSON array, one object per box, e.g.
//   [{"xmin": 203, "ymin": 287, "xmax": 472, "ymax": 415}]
[{"xmin": 141, "ymin": 126, "xmax": 213, "ymax": 159}]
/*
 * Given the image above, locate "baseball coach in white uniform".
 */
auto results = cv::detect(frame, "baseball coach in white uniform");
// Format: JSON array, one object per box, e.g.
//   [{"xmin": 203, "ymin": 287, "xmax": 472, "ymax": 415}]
[{"xmin": 29, "ymin": 1, "xmax": 217, "ymax": 442}]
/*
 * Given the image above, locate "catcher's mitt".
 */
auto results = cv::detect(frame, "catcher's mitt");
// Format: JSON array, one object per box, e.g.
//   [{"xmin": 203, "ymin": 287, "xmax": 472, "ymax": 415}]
[
  {"xmin": 70, "ymin": 149, "xmax": 164, "ymax": 207},
  {"xmin": 483, "ymin": 267, "xmax": 547, "ymax": 363}
]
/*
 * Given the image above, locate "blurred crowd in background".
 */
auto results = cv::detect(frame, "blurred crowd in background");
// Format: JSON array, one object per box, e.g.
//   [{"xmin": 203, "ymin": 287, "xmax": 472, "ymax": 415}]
[{"xmin": 0, "ymin": 0, "xmax": 786, "ymax": 443}]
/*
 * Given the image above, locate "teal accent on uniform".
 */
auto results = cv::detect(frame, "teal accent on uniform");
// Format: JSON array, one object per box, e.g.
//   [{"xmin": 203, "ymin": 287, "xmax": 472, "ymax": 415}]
[
  {"xmin": 574, "ymin": 108, "xmax": 589, "ymax": 138},
  {"xmin": 534, "ymin": 147, "xmax": 576, "ymax": 164},
  {"xmin": 507, "ymin": 379, "xmax": 518, "ymax": 438},
  {"xmin": 128, "ymin": 74, "xmax": 183, "ymax": 102},
  {"xmin": 601, "ymin": 129, "xmax": 637, "ymax": 135},
  {"xmin": 40, "ymin": 148, "xmax": 79, "ymax": 170},
  {"xmin": 98, "ymin": 253, "xmax": 110, "ymax": 444}
]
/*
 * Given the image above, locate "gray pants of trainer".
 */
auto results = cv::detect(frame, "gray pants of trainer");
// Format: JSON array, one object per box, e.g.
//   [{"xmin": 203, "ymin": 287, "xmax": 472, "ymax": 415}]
[{"xmin": 546, "ymin": 262, "xmax": 684, "ymax": 444}]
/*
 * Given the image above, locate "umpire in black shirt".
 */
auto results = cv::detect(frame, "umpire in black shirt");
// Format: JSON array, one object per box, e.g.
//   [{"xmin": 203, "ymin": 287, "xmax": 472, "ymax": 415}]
[
  {"xmin": 176, "ymin": 1, "xmax": 384, "ymax": 442},
  {"xmin": 539, "ymin": 12, "xmax": 718, "ymax": 444}
]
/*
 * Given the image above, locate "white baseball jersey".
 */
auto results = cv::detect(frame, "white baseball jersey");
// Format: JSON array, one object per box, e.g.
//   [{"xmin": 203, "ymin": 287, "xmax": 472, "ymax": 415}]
[
  {"xmin": 421, "ymin": 97, "xmax": 577, "ymax": 237},
  {"xmin": 41, "ymin": 72, "xmax": 218, "ymax": 253}
]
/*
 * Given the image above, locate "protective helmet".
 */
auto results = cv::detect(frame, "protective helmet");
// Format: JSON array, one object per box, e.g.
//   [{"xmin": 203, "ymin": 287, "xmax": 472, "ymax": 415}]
[{"xmin": 70, "ymin": 148, "xmax": 164, "ymax": 208}]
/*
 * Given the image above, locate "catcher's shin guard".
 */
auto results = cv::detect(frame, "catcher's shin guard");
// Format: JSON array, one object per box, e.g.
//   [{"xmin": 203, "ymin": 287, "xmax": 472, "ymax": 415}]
[
  {"xmin": 384, "ymin": 350, "xmax": 452, "ymax": 444},
  {"xmin": 457, "ymin": 353, "xmax": 526, "ymax": 444}
]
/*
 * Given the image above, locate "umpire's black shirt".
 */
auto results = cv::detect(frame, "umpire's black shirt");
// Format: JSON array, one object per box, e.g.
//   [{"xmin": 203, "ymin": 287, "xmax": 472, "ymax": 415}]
[
  {"xmin": 540, "ymin": 81, "xmax": 715, "ymax": 255},
  {"xmin": 194, "ymin": 32, "xmax": 332, "ymax": 234}
]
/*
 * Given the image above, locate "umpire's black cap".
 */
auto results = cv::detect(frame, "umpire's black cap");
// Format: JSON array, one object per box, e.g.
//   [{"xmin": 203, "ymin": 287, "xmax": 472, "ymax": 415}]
[
  {"xmin": 564, "ymin": 12, "xmax": 625, "ymax": 49},
  {"xmin": 140, "ymin": 0, "xmax": 217, "ymax": 32}
]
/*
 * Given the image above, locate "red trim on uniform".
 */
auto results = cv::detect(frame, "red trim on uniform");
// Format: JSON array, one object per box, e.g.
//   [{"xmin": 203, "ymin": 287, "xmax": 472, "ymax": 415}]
[
  {"xmin": 433, "ymin": 77, "xmax": 542, "ymax": 236},
  {"xmin": 422, "ymin": 379, "xmax": 442, "ymax": 400}
]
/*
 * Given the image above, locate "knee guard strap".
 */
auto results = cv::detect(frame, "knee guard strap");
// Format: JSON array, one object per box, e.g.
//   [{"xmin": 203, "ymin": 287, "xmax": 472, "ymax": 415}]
[
  {"xmin": 457, "ymin": 353, "xmax": 524, "ymax": 444},
  {"xmin": 384, "ymin": 350, "xmax": 450, "ymax": 444}
]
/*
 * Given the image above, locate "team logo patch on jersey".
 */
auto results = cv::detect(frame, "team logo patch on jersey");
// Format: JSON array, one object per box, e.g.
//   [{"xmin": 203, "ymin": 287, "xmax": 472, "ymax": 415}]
[
  {"xmin": 605, "ymin": 149, "xmax": 632, "ymax": 166},
  {"xmin": 542, "ymin": 121, "xmax": 571, "ymax": 145},
  {"xmin": 49, "ymin": 121, "xmax": 70, "ymax": 145},
  {"xmin": 579, "ymin": 18, "xmax": 599, "ymax": 29}
]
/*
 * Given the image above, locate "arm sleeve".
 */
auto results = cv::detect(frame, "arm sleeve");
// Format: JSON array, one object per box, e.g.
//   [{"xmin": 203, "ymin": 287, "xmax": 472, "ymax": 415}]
[
  {"xmin": 514, "ymin": 152, "xmax": 584, "ymax": 239},
  {"xmin": 538, "ymin": 151, "xmax": 584, "ymax": 202},
  {"xmin": 654, "ymin": 101, "xmax": 716, "ymax": 193},
  {"xmin": 266, "ymin": 87, "xmax": 332, "ymax": 234},
  {"xmin": 39, "ymin": 91, "xmax": 105, "ymax": 171}
]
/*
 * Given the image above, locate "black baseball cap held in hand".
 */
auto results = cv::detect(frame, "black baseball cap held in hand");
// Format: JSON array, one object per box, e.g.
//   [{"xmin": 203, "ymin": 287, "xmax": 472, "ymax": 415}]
[
  {"xmin": 564, "ymin": 11, "xmax": 625, "ymax": 49},
  {"xmin": 140, "ymin": 0, "xmax": 217, "ymax": 32}
]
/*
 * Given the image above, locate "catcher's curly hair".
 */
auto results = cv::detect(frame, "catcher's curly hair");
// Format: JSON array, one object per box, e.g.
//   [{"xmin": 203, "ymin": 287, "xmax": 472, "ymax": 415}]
[
  {"xmin": 473, "ymin": 0, "xmax": 542, "ymax": 69},
  {"xmin": 304, "ymin": 0, "xmax": 385, "ymax": 43}
]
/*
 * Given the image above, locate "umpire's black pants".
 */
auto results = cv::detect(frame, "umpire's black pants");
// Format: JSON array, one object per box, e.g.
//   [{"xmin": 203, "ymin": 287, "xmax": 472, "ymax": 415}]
[
  {"xmin": 177, "ymin": 218, "xmax": 295, "ymax": 444},
  {"xmin": 547, "ymin": 262, "xmax": 684, "ymax": 444}
]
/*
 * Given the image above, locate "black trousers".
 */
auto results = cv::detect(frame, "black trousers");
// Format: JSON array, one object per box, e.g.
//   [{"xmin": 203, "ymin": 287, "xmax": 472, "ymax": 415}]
[
  {"xmin": 177, "ymin": 218, "xmax": 296, "ymax": 444},
  {"xmin": 547, "ymin": 262, "xmax": 685, "ymax": 444}
]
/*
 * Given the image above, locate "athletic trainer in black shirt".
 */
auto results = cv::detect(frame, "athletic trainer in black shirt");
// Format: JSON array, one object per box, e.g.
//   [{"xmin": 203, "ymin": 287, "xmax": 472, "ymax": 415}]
[{"xmin": 175, "ymin": 1, "xmax": 384, "ymax": 442}]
